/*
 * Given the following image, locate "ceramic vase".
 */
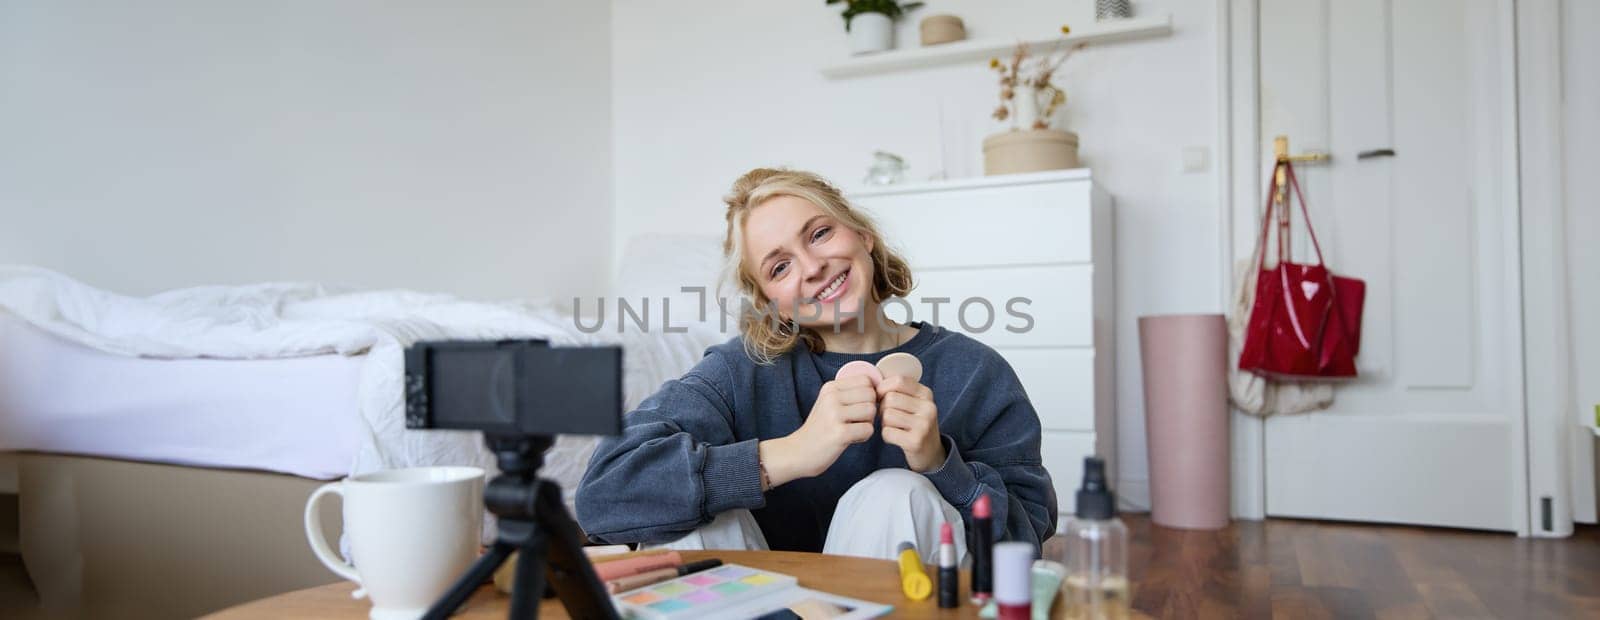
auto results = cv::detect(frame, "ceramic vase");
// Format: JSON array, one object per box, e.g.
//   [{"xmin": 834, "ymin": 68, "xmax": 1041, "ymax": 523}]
[{"xmin": 849, "ymin": 13, "xmax": 894, "ymax": 55}]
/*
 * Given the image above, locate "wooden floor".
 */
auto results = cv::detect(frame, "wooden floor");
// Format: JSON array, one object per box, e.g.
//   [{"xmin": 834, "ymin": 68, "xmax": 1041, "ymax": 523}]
[
  {"xmin": 4, "ymin": 510, "xmax": 1598, "ymax": 618},
  {"xmin": 1044, "ymin": 514, "xmax": 1600, "ymax": 618}
]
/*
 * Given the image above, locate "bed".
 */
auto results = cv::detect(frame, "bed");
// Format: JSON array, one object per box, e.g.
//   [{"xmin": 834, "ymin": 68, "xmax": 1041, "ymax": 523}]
[
  {"xmin": 0, "ymin": 314, "xmax": 367, "ymax": 478},
  {"xmin": 0, "ymin": 235, "xmax": 730, "ymax": 618},
  {"xmin": 0, "ymin": 314, "xmax": 374, "ymax": 618}
]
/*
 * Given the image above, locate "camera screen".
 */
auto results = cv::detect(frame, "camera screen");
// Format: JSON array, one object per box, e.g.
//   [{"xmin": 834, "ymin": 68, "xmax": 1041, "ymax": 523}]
[
  {"xmin": 406, "ymin": 340, "xmax": 622, "ymax": 437},
  {"xmin": 431, "ymin": 347, "xmax": 518, "ymax": 431}
]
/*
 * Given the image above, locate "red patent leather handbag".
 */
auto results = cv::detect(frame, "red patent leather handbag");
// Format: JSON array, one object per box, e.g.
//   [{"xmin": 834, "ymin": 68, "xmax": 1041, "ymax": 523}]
[{"xmin": 1238, "ymin": 161, "xmax": 1365, "ymax": 380}]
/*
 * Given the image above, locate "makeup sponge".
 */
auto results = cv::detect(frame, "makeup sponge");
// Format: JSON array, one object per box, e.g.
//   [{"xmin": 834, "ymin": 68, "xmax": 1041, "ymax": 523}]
[
  {"xmin": 836, "ymin": 360, "xmax": 884, "ymax": 386},
  {"xmin": 876, "ymin": 352, "xmax": 923, "ymax": 383}
]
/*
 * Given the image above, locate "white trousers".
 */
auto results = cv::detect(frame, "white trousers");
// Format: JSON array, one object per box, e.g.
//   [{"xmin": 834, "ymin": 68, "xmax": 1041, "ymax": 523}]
[{"xmin": 647, "ymin": 468, "xmax": 968, "ymax": 562}]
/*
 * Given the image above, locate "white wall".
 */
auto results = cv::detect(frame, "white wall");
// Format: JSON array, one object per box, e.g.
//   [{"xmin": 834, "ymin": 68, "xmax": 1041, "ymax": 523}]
[
  {"xmin": 0, "ymin": 0, "xmax": 613, "ymax": 301},
  {"xmin": 612, "ymin": 0, "xmax": 1221, "ymax": 504}
]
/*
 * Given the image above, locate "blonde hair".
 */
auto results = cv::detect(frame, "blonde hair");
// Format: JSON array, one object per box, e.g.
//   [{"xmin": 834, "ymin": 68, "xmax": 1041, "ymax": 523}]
[{"xmin": 720, "ymin": 168, "xmax": 914, "ymax": 365}]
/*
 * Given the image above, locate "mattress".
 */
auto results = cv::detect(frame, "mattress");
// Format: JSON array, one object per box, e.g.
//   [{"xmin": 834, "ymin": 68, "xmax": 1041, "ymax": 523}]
[{"xmin": 0, "ymin": 313, "xmax": 365, "ymax": 479}]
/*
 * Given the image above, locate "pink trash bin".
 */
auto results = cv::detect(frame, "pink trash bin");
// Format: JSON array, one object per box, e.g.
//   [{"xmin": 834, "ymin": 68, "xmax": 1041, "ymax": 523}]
[{"xmin": 1139, "ymin": 314, "xmax": 1231, "ymax": 530}]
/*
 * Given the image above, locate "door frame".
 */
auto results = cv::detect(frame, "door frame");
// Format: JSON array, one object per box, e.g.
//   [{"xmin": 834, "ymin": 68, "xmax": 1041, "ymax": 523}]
[
  {"xmin": 1216, "ymin": 0, "xmax": 1267, "ymax": 523},
  {"xmin": 1215, "ymin": 0, "xmax": 1579, "ymax": 536},
  {"xmin": 1515, "ymin": 0, "xmax": 1591, "ymax": 533}
]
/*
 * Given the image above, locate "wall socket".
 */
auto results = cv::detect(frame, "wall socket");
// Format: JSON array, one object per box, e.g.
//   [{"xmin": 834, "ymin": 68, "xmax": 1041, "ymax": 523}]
[{"xmin": 1182, "ymin": 146, "xmax": 1210, "ymax": 173}]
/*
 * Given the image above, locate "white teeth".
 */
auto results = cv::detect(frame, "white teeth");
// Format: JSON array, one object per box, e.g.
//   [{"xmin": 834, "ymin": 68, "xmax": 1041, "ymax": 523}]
[{"xmin": 817, "ymin": 272, "xmax": 847, "ymax": 300}]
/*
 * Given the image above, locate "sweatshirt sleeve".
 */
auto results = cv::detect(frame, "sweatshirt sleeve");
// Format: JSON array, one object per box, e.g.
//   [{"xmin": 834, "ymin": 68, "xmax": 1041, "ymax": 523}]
[
  {"xmin": 575, "ymin": 350, "xmax": 765, "ymax": 545},
  {"xmin": 920, "ymin": 353, "xmax": 1058, "ymax": 552}
]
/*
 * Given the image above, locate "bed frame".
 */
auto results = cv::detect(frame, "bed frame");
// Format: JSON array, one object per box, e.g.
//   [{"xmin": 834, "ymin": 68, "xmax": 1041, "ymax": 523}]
[{"xmin": 9, "ymin": 452, "xmax": 343, "ymax": 618}]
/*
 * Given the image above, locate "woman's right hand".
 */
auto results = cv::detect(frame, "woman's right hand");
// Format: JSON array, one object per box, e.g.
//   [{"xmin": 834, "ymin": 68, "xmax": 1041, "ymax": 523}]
[{"xmin": 758, "ymin": 374, "xmax": 878, "ymax": 489}]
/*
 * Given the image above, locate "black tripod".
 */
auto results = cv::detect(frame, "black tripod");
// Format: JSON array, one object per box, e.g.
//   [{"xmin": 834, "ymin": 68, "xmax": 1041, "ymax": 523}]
[{"xmin": 422, "ymin": 435, "xmax": 618, "ymax": 620}]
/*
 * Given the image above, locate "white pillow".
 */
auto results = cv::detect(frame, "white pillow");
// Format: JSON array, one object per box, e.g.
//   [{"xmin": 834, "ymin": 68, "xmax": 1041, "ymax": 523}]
[
  {"xmin": 552, "ymin": 234, "xmax": 732, "ymax": 508},
  {"xmin": 613, "ymin": 234, "xmax": 735, "ymax": 412}
]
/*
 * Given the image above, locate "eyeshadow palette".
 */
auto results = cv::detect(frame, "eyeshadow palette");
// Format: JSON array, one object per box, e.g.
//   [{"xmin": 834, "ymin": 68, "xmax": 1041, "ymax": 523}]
[{"xmin": 612, "ymin": 564, "xmax": 799, "ymax": 619}]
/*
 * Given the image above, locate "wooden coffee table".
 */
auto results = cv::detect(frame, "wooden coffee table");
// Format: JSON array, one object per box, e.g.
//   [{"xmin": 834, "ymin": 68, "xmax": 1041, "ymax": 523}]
[{"xmin": 206, "ymin": 550, "xmax": 991, "ymax": 619}]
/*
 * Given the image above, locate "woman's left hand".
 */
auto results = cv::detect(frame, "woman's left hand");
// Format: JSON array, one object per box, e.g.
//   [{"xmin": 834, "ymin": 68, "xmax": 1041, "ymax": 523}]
[{"xmin": 877, "ymin": 375, "xmax": 946, "ymax": 472}]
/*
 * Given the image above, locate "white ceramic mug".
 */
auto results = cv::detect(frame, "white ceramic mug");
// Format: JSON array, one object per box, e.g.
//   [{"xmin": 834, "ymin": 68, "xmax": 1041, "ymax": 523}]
[{"xmin": 304, "ymin": 466, "xmax": 485, "ymax": 620}]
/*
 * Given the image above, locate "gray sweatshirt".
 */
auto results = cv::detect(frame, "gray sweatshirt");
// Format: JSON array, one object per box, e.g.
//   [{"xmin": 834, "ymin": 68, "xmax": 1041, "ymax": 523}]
[{"xmin": 575, "ymin": 321, "xmax": 1057, "ymax": 553}]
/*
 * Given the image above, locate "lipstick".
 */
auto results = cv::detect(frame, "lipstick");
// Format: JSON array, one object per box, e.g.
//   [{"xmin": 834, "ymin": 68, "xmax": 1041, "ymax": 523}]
[
  {"xmin": 971, "ymin": 491, "xmax": 993, "ymax": 604},
  {"xmin": 938, "ymin": 522, "xmax": 958, "ymax": 608}
]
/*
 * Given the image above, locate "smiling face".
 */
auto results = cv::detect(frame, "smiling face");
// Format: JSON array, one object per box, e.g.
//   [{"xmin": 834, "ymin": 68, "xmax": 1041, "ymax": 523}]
[{"xmin": 742, "ymin": 195, "xmax": 876, "ymax": 330}]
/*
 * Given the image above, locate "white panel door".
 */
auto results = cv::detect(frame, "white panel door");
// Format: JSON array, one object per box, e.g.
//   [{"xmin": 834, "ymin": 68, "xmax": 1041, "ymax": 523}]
[{"xmin": 1254, "ymin": 0, "xmax": 1526, "ymax": 531}]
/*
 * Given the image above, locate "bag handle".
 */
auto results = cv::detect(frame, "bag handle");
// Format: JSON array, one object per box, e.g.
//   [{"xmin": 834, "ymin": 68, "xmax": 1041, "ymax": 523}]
[
  {"xmin": 1254, "ymin": 161, "xmax": 1284, "ymax": 272},
  {"xmin": 1253, "ymin": 159, "xmax": 1331, "ymax": 270},
  {"xmin": 1283, "ymin": 162, "xmax": 1329, "ymax": 267}
]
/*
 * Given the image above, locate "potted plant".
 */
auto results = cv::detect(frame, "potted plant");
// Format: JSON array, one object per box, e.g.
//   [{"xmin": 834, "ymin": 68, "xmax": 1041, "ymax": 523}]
[
  {"xmin": 826, "ymin": 0, "xmax": 925, "ymax": 55},
  {"xmin": 983, "ymin": 26, "xmax": 1087, "ymax": 176}
]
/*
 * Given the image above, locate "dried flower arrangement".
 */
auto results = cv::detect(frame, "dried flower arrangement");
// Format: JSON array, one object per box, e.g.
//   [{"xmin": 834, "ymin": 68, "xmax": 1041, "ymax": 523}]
[{"xmin": 989, "ymin": 25, "xmax": 1087, "ymax": 130}]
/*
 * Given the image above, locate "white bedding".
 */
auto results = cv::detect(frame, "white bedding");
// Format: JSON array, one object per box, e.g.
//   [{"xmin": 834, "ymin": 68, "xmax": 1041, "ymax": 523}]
[
  {"xmin": 0, "ymin": 234, "xmax": 732, "ymax": 499},
  {"xmin": 0, "ymin": 265, "xmax": 633, "ymax": 497}
]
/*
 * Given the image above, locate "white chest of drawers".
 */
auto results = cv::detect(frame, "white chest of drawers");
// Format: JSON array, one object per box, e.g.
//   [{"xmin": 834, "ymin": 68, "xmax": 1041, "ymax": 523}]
[{"xmin": 850, "ymin": 169, "xmax": 1115, "ymax": 516}]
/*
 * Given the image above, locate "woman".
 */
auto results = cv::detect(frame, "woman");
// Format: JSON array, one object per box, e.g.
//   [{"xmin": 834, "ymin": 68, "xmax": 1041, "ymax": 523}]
[{"xmin": 576, "ymin": 168, "xmax": 1055, "ymax": 559}]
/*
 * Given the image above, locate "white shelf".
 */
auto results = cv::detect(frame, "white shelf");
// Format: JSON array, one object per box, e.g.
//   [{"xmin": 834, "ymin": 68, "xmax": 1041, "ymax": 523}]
[
  {"xmin": 820, "ymin": 14, "xmax": 1173, "ymax": 79},
  {"xmin": 847, "ymin": 168, "xmax": 1093, "ymax": 198}
]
